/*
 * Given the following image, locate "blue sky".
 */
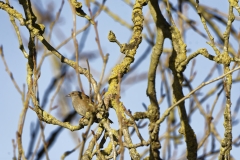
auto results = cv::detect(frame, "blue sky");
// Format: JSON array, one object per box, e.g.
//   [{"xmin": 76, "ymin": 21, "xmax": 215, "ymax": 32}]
[{"xmin": 0, "ymin": 0, "xmax": 240, "ymax": 159}]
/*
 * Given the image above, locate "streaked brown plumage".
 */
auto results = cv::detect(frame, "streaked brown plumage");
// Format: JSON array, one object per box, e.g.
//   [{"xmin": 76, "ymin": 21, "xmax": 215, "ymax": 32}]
[
  {"xmin": 66, "ymin": 91, "xmax": 93, "ymax": 117},
  {"xmin": 66, "ymin": 91, "xmax": 113, "ymax": 123}
]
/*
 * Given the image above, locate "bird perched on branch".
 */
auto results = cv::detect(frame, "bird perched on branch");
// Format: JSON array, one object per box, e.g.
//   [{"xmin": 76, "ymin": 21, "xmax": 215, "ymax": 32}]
[
  {"xmin": 66, "ymin": 91, "xmax": 94, "ymax": 117},
  {"xmin": 66, "ymin": 91, "xmax": 113, "ymax": 123}
]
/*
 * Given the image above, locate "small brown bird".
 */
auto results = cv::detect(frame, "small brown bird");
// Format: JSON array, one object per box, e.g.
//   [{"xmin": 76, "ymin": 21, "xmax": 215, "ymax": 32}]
[
  {"xmin": 67, "ymin": 91, "xmax": 113, "ymax": 123},
  {"xmin": 66, "ymin": 91, "xmax": 94, "ymax": 117}
]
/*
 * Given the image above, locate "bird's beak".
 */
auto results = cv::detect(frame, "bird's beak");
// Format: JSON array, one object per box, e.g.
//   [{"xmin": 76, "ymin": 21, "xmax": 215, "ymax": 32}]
[{"xmin": 66, "ymin": 94, "xmax": 71, "ymax": 97}]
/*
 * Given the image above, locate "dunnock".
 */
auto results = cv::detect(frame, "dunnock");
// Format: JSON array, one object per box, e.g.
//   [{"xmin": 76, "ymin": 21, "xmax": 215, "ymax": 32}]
[
  {"xmin": 66, "ymin": 91, "xmax": 94, "ymax": 117},
  {"xmin": 66, "ymin": 91, "xmax": 113, "ymax": 123}
]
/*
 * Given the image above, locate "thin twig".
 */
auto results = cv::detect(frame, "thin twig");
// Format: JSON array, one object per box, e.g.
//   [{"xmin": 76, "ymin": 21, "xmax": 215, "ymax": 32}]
[
  {"xmin": 0, "ymin": 46, "xmax": 23, "ymax": 95},
  {"xmin": 157, "ymin": 65, "xmax": 240, "ymax": 126}
]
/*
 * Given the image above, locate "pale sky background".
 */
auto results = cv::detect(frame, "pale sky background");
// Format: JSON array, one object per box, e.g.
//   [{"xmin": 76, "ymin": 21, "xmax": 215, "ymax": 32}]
[{"xmin": 0, "ymin": 0, "xmax": 240, "ymax": 159}]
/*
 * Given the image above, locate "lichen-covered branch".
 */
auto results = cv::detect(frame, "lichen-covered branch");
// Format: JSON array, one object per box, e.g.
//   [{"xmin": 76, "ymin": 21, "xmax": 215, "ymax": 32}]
[
  {"xmin": 105, "ymin": 0, "xmax": 148, "ymax": 159},
  {"xmin": 146, "ymin": 0, "xmax": 171, "ymax": 159}
]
